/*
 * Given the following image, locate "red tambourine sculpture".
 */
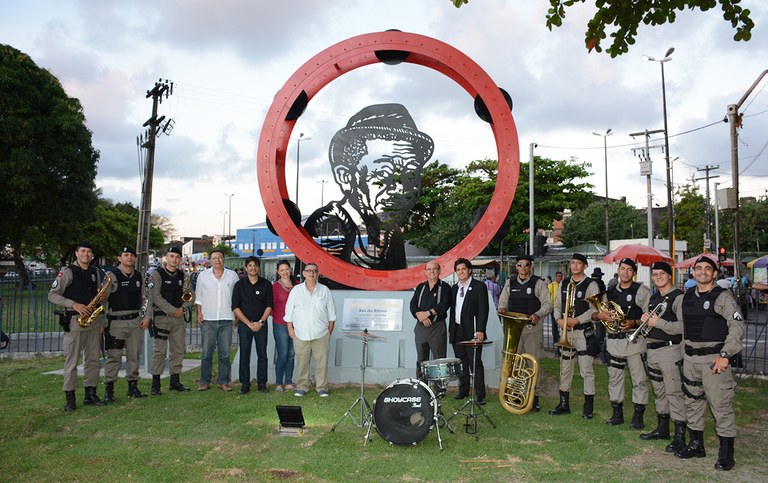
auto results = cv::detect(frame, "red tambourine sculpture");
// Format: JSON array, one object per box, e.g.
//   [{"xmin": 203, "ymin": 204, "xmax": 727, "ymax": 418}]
[{"xmin": 257, "ymin": 30, "xmax": 519, "ymax": 291}]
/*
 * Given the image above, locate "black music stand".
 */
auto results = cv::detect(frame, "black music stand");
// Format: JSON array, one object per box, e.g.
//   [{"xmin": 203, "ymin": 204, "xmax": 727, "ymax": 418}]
[
  {"xmin": 331, "ymin": 329, "xmax": 385, "ymax": 431},
  {"xmin": 447, "ymin": 339, "xmax": 496, "ymax": 437}
]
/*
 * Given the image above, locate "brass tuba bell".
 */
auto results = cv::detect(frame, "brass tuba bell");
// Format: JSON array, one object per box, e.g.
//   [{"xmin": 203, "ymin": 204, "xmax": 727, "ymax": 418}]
[{"xmin": 497, "ymin": 310, "xmax": 539, "ymax": 415}]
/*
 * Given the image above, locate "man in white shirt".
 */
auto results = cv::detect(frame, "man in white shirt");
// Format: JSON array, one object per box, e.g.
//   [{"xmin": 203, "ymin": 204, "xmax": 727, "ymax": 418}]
[
  {"xmin": 284, "ymin": 262, "xmax": 336, "ymax": 397},
  {"xmin": 195, "ymin": 249, "xmax": 240, "ymax": 391}
]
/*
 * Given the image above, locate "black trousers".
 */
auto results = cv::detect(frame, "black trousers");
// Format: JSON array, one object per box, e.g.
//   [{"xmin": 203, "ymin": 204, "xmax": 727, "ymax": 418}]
[{"xmin": 453, "ymin": 343, "xmax": 485, "ymax": 399}]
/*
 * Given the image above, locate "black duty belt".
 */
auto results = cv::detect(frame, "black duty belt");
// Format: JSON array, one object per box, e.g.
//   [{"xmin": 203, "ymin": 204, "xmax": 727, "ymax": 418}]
[
  {"xmin": 65, "ymin": 310, "xmax": 78, "ymax": 317},
  {"xmin": 107, "ymin": 312, "xmax": 140, "ymax": 321},
  {"xmin": 607, "ymin": 333, "xmax": 627, "ymax": 339},
  {"xmin": 648, "ymin": 340, "xmax": 679, "ymax": 350},
  {"xmin": 684, "ymin": 343, "xmax": 724, "ymax": 356}
]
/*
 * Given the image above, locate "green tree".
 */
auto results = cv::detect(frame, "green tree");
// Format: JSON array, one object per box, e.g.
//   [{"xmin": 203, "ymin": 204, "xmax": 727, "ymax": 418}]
[
  {"xmin": 403, "ymin": 156, "xmax": 593, "ymax": 255},
  {"xmin": 668, "ymin": 183, "xmax": 707, "ymax": 255},
  {"xmin": 561, "ymin": 200, "xmax": 648, "ymax": 247},
  {"xmin": 718, "ymin": 196, "xmax": 768, "ymax": 255},
  {"xmin": 450, "ymin": 1, "xmax": 754, "ymax": 57},
  {"xmin": 208, "ymin": 242, "xmax": 235, "ymax": 258},
  {"xmin": 0, "ymin": 44, "xmax": 99, "ymax": 285}
]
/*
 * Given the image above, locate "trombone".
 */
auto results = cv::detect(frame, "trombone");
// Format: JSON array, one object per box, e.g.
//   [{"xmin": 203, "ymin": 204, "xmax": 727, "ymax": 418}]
[{"xmin": 555, "ymin": 279, "xmax": 578, "ymax": 387}]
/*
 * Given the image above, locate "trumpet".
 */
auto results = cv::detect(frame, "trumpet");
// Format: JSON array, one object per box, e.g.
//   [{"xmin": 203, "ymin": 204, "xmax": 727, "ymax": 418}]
[
  {"xmin": 585, "ymin": 290, "xmax": 627, "ymax": 334},
  {"xmin": 627, "ymin": 296, "xmax": 668, "ymax": 343}
]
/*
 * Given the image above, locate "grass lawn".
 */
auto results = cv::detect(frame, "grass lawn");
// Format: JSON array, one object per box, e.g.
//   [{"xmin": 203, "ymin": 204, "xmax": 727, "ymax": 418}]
[{"xmin": 0, "ymin": 355, "xmax": 766, "ymax": 482}]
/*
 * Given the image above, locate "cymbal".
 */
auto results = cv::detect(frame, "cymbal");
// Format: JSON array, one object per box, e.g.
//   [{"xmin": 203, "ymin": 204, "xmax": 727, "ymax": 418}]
[
  {"xmin": 498, "ymin": 310, "xmax": 531, "ymax": 322},
  {"xmin": 456, "ymin": 339, "xmax": 493, "ymax": 347},
  {"xmin": 343, "ymin": 330, "xmax": 387, "ymax": 341}
]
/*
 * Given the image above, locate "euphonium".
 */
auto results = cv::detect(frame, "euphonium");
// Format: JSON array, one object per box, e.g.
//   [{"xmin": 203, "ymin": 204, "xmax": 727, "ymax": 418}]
[
  {"xmin": 498, "ymin": 311, "xmax": 539, "ymax": 415},
  {"xmin": 627, "ymin": 296, "xmax": 668, "ymax": 343},
  {"xmin": 181, "ymin": 269, "xmax": 193, "ymax": 302},
  {"xmin": 77, "ymin": 271, "xmax": 114, "ymax": 328},
  {"xmin": 585, "ymin": 290, "xmax": 626, "ymax": 333},
  {"xmin": 555, "ymin": 279, "xmax": 577, "ymax": 349}
]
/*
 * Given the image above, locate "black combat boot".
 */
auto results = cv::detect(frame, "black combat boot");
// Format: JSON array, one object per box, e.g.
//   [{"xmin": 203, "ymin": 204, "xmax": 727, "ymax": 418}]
[
  {"xmin": 64, "ymin": 391, "xmax": 76, "ymax": 412},
  {"xmin": 127, "ymin": 380, "xmax": 147, "ymax": 398},
  {"xmin": 83, "ymin": 386, "xmax": 105, "ymax": 406},
  {"xmin": 548, "ymin": 391, "xmax": 571, "ymax": 415},
  {"xmin": 103, "ymin": 381, "xmax": 115, "ymax": 403},
  {"xmin": 666, "ymin": 421, "xmax": 687, "ymax": 453},
  {"xmin": 606, "ymin": 401, "xmax": 624, "ymax": 425},
  {"xmin": 714, "ymin": 436, "xmax": 735, "ymax": 471},
  {"xmin": 169, "ymin": 373, "xmax": 190, "ymax": 392},
  {"xmin": 582, "ymin": 394, "xmax": 594, "ymax": 419},
  {"xmin": 629, "ymin": 403, "xmax": 646, "ymax": 429},
  {"xmin": 676, "ymin": 429, "xmax": 706, "ymax": 459},
  {"xmin": 151, "ymin": 375, "xmax": 162, "ymax": 396},
  {"xmin": 641, "ymin": 413, "xmax": 670, "ymax": 440},
  {"xmin": 531, "ymin": 395, "xmax": 541, "ymax": 413}
]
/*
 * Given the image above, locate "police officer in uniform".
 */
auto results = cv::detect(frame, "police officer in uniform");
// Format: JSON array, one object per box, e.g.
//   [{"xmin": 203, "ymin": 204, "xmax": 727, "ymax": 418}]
[
  {"xmin": 594, "ymin": 258, "xmax": 650, "ymax": 429},
  {"xmin": 498, "ymin": 254, "xmax": 552, "ymax": 412},
  {"xmin": 48, "ymin": 242, "xmax": 106, "ymax": 411},
  {"xmin": 639, "ymin": 261, "xmax": 686, "ymax": 451},
  {"xmin": 103, "ymin": 246, "xmax": 150, "ymax": 401},
  {"xmin": 150, "ymin": 246, "xmax": 195, "ymax": 395},
  {"xmin": 409, "ymin": 260, "xmax": 452, "ymax": 394},
  {"xmin": 550, "ymin": 253, "xmax": 599, "ymax": 418},
  {"xmin": 675, "ymin": 256, "xmax": 744, "ymax": 471}
]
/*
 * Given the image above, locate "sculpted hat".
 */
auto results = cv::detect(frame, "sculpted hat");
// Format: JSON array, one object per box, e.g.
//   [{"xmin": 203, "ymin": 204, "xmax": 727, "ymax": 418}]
[
  {"xmin": 651, "ymin": 261, "xmax": 672, "ymax": 275},
  {"xmin": 120, "ymin": 246, "xmax": 137, "ymax": 256},
  {"xmin": 694, "ymin": 255, "xmax": 718, "ymax": 271},
  {"xmin": 168, "ymin": 246, "xmax": 182, "ymax": 256},
  {"xmin": 571, "ymin": 253, "xmax": 588, "ymax": 264},
  {"xmin": 329, "ymin": 103, "xmax": 435, "ymax": 167},
  {"xmin": 619, "ymin": 258, "xmax": 637, "ymax": 271}
]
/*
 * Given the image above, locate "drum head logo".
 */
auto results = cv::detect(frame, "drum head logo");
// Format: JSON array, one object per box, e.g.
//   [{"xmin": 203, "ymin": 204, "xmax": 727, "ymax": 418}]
[{"xmin": 383, "ymin": 395, "xmax": 422, "ymax": 408}]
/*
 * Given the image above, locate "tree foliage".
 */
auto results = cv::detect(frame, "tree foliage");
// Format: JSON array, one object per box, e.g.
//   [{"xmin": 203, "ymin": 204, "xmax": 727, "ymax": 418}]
[
  {"xmin": 0, "ymin": 44, "xmax": 99, "ymax": 284},
  {"xmin": 561, "ymin": 200, "xmax": 648, "ymax": 247},
  {"xmin": 403, "ymin": 156, "xmax": 593, "ymax": 255},
  {"xmin": 717, "ymin": 196, "xmax": 768, "ymax": 255},
  {"xmin": 666, "ymin": 183, "xmax": 706, "ymax": 255},
  {"xmin": 451, "ymin": 1, "xmax": 754, "ymax": 57}
]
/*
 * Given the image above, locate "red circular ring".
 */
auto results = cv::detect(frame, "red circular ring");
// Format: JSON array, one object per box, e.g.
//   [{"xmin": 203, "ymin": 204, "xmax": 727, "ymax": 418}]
[{"xmin": 257, "ymin": 31, "xmax": 519, "ymax": 290}]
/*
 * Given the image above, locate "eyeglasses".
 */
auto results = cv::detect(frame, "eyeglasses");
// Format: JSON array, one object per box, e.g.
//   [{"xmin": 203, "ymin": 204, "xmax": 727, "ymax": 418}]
[
  {"xmin": 516, "ymin": 263, "xmax": 531, "ymax": 268},
  {"xmin": 303, "ymin": 268, "xmax": 318, "ymax": 273}
]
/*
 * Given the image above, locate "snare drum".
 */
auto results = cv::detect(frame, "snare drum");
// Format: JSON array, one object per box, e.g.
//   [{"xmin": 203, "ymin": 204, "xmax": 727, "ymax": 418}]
[
  {"xmin": 373, "ymin": 379, "xmax": 437, "ymax": 445},
  {"xmin": 421, "ymin": 358, "xmax": 462, "ymax": 382}
]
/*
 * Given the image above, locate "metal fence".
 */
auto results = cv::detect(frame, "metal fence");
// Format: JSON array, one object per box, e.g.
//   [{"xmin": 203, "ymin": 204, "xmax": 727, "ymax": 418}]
[{"xmin": 0, "ymin": 275, "xmax": 203, "ymax": 354}]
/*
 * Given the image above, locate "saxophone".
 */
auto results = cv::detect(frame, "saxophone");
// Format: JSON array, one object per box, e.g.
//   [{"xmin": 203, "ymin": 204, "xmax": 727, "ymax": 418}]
[
  {"xmin": 77, "ymin": 271, "xmax": 114, "ymax": 328},
  {"xmin": 181, "ymin": 269, "xmax": 193, "ymax": 302},
  {"xmin": 498, "ymin": 311, "xmax": 539, "ymax": 415}
]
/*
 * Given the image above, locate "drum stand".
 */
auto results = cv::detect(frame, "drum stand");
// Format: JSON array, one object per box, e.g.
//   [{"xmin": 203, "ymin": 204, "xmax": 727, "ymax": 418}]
[
  {"xmin": 447, "ymin": 346, "xmax": 496, "ymax": 437},
  {"xmin": 332, "ymin": 335, "xmax": 372, "ymax": 431}
]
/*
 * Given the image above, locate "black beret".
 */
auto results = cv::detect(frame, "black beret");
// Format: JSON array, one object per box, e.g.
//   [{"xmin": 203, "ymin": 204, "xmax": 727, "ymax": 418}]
[
  {"xmin": 76, "ymin": 242, "xmax": 94, "ymax": 252},
  {"xmin": 571, "ymin": 253, "xmax": 588, "ymax": 264},
  {"xmin": 120, "ymin": 246, "xmax": 137, "ymax": 256},
  {"xmin": 517, "ymin": 255, "xmax": 534, "ymax": 263},
  {"xmin": 694, "ymin": 256, "xmax": 718, "ymax": 271},
  {"xmin": 168, "ymin": 246, "xmax": 182, "ymax": 256},
  {"xmin": 651, "ymin": 261, "xmax": 672, "ymax": 275},
  {"xmin": 619, "ymin": 258, "xmax": 637, "ymax": 271}
]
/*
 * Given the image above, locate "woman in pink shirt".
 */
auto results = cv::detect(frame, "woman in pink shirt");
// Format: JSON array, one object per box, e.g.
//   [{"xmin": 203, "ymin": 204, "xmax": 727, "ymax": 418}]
[{"xmin": 272, "ymin": 260, "xmax": 296, "ymax": 391}]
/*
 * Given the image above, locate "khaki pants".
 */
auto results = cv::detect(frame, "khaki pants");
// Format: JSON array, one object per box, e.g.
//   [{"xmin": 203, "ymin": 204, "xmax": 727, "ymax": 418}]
[
  {"xmin": 646, "ymin": 342, "xmax": 685, "ymax": 421},
  {"xmin": 293, "ymin": 332, "xmax": 330, "ymax": 393},
  {"xmin": 558, "ymin": 329, "xmax": 595, "ymax": 395},
  {"xmin": 151, "ymin": 316, "xmax": 186, "ymax": 375},
  {"xmin": 606, "ymin": 337, "xmax": 648, "ymax": 404},
  {"xmin": 683, "ymin": 355, "xmax": 737, "ymax": 437},
  {"xmin": 518, "ymin": 321, "xmax": 543, "ymax": 392},
  {"xmin": 62, "ymin": 317, "xmax": 103, "ymax": 391},
  {"xmin": 104, "ymin": 317, "xmax": 143, "ymax": 382}
]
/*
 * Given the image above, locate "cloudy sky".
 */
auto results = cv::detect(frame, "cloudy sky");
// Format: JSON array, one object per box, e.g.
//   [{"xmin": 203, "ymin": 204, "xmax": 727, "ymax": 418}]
[{"xmin": 3, "ymin": 0, "xmax": 768, "ymax": 242}]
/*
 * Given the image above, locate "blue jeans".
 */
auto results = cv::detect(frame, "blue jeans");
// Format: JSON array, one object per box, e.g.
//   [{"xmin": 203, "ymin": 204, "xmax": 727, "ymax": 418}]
[
  {"xmin": 238, "ymin": 322, "xmax": 268, "ymax": 388},
  {"xmin": 200, "ymin": 320, "xmax": 233, "ymax": 385},
  {"xmin": 273, "ymin": 323, "xmax": 295, "ymax": 386}
]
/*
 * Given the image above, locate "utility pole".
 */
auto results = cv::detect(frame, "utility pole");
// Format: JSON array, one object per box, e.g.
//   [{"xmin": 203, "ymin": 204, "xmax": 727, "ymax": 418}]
[
  {"xmin": 695, "ymin": 165, "xmax": 719, "ymax": 251},
  {"xmin": 136, "ymin": 79, "xmax": 173, "ymax": 278},
  {"xmin": 630, "ymin": 129, "xmax": 664, "ymax": 247}
]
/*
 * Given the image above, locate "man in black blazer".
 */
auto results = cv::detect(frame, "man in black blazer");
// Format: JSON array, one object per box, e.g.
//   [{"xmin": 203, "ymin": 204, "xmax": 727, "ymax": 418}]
[{"xmin": 449, "ymin": 258, "xmax": 490, "ymax": 404}]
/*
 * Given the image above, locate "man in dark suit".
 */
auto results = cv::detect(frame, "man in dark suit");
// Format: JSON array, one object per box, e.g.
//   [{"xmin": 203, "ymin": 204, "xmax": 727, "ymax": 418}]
[{"xmin": 449, "ymin": 258, "xmax": 490, "ymax": 404}]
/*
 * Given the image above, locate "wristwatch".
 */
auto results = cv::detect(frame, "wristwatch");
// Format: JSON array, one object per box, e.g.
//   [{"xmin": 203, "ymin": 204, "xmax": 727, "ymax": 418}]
[{"xmin": 720, "ymin": 351, "xmax": 729, "ymax": 359}]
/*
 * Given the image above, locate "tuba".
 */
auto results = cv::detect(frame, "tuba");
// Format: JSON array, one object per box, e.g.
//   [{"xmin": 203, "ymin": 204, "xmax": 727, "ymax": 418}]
[
  {"xmin": 181, "ymin": 269, "xmax": 193, "ymax": 302},
  {"xmin": 585, "ymin": 290, "xmax": 626, "ymax": 333},
  {"xmin": 498, "ymin": 311, "xmax": 539, "ymax": 414},
  {"xmin": 77, "ymin": 270, "xmax": 114, "ymax": 328}
]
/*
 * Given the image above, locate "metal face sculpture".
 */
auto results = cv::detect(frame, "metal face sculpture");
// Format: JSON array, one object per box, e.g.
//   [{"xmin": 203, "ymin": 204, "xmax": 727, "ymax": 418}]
[{"xmin": 257, "ymin": 30, "xmax": 519, "ymax": 291}]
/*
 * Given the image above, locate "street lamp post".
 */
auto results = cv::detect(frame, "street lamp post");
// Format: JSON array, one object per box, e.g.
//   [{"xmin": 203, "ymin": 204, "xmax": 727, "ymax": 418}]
[
  {"xmin": 317, "ymin": 179, "xmax": 328, "ymax": 207},
  {"xmin": 293, "ymin": 132, "xmax": 311, "ymax": 207},
  {"xmin": 644, "ymin": 47, "xmax": 676, "ymax": 274},
  {"xmin": 224, "ymin": 193, "xmax": 234, "ymax": 242},
  {"xmin": 220, "ymin": 211, "xmax": 227, "ymax": 242},
  {"xmin": 593, "ymin": 129, "xmax": 613, "ymax": 247}
]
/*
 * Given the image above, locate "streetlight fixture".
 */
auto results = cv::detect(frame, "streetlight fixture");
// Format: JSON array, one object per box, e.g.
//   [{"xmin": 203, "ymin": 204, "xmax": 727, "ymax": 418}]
[
  {"xmin": 219, "ymin": 211, "xmax": 228, "ymax": 242},
  {"xmin": 293, "ymin": 132, "xmax": 311, "ymax": 207},
  {"xmin": 592, "ymin": 129, "xmax": 613, "ymax": 247},
  {"xmin": 224, "ymin": 193, "xmax": 234, "ymax": 242},
  {"xmin": 643, "ymin": 47, "xmax": 676, "ymax": 274}
]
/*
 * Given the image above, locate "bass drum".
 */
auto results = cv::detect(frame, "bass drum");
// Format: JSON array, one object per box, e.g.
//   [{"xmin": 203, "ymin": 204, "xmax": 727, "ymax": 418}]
[{"xmin": 373, "ymin": 378, "xmax": 437, "ymax": 446}]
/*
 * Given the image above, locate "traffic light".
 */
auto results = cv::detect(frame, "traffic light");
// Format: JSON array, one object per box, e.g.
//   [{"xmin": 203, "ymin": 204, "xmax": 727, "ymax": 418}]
[{"xmin": 718, "ymin": 246, "xmax": 727, "ymax": 263}]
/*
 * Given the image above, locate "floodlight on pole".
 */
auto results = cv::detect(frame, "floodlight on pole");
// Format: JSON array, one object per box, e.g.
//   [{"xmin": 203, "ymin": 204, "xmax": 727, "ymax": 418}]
[
  {"xmin": 592, "ymin": 129, "xmax": 613, "ymax": 247},
  {"xmin": 293, "ymin": 133, "xmax": 311, "ymax": 208}
]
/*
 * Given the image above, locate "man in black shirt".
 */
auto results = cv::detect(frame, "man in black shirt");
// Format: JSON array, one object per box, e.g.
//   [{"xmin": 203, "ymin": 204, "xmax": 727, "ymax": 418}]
[
  {"xmin": 410, "ymin": 260, "xmax": 451, "ymax": 392},
  {"xmin": 232, "ymin": 256, "xmax": 273, "ymax": 394}
]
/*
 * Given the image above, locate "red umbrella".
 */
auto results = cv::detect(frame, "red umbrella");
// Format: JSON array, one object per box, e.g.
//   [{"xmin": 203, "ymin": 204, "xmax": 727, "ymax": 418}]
[
  {"xmin": 675, "ymin": 252, "xmax": 735, "ymax": 269},
  {"xmin": 602, "ymin": 244, "xmax": 673, "ymax": 265}
]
